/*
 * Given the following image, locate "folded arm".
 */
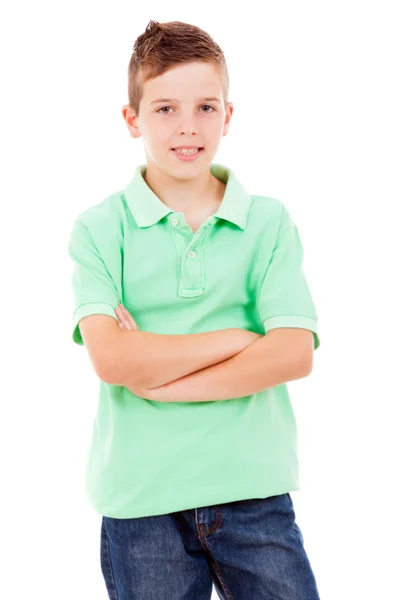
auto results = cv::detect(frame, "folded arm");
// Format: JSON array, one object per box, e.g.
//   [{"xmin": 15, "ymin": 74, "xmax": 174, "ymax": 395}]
[
  {"xmin": 143, "ymin": 327, "xmax": 314, "ymax": 402},
  {"xmin": 101, "ymin": 325, "xmax": 263, "ymax": 389}
]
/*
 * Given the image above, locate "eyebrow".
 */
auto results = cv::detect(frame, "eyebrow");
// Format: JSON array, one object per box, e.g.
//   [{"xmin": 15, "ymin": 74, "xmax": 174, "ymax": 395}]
[{"xmin": 150, "ymin": 97, "xmax": 222, "ymax": 105}]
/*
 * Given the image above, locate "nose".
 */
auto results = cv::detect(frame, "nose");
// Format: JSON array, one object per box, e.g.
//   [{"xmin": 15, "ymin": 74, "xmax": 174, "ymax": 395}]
[
  {"xmin": 177, "ymin": 112, "xmax": 198, "ymax": 135},
  {"xmin": 179, "ymin": 124, "xmax": 197, "ymax": 135}
]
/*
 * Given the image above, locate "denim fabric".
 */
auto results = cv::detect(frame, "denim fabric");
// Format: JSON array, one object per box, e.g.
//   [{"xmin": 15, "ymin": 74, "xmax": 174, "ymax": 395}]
[{"xmin": 100, "ymin": 492, "xmax": 320, "ymax": 599}]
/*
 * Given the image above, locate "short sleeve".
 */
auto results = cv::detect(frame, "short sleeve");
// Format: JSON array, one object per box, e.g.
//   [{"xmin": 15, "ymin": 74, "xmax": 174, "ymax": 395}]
[
  {"xmin": 257, "ymin": 204, "xmax": 320, "ymax": 350},
  {"xmin": 68, "ymin": 219, "xmax": 121, "ymax": 345}
]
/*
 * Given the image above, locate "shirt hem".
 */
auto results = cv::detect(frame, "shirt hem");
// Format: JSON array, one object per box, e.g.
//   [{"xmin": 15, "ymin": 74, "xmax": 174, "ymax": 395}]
[{"xmin": 88, "ymin": 483, "xmax": 301, "ymax": 519}]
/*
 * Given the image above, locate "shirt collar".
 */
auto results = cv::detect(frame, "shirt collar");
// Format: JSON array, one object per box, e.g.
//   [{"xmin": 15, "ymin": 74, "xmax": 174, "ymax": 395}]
[{"xmin": 122, "ymin": 163, "xmax": 252, "ymax": 230}]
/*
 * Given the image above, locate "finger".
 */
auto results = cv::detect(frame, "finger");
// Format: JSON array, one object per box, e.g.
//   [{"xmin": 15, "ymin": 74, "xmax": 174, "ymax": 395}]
[
  {"xmin": 119, "ymin": 305, "xmax": 139, "ymax": 330},
  {"xmin": 115, "ymin": 306, "xmax": 131, "ymax": 329}
]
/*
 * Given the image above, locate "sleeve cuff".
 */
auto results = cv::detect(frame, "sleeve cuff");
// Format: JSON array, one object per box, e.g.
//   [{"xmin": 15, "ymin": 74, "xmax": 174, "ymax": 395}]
[
  {"xmin": 72, "ymin": 302, "xmax": 119, "ymax": 345},
  {"xmin": 262, "ymin": 315, "xmax": 320, "ymax": 350}
]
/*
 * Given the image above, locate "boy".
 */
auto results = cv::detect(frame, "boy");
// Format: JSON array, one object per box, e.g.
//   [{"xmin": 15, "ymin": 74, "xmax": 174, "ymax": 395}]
[{"xmin": 68, "ymin": 19, "xmax": 321, "ymax": 600}]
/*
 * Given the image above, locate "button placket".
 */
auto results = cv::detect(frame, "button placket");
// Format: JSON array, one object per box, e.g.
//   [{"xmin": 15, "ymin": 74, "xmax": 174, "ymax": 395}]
[
  {"xmin": 169, "ymin": 214, "xmax": 215, "ymax": 298},
  {"xmin": 181, "ymin": 228, "xmax": 209, "ymax": 297}
]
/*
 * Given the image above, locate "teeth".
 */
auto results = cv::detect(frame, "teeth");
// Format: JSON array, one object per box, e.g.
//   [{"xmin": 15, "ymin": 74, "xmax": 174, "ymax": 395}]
[{"xmin": 174, "ymin": 148, "xmax": 200, "ymax": 155}]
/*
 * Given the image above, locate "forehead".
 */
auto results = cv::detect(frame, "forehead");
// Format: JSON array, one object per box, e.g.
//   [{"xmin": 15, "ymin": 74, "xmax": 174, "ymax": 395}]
[{"xmin": 141, "ymin": 62, "xmax": 223, "ymax": 102}]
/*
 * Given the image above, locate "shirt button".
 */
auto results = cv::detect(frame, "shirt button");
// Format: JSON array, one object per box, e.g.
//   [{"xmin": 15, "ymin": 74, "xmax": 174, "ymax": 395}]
[
  {"xmin": 171, "ymin": 217, "xmax": 179, "ymax": 226},
  {"xmin": 188, "ymin": 250, "xmax": 196, "ymax": 258}
]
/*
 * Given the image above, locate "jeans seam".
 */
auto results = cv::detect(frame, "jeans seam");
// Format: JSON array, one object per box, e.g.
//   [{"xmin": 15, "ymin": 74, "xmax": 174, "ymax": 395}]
[
  {"xmin": 200, "ymin": 536, "xmax": 233, "ymax": 600},
  {"xmin": 102, "ymin": 519, "xmax": 119, "ymax": 600}
]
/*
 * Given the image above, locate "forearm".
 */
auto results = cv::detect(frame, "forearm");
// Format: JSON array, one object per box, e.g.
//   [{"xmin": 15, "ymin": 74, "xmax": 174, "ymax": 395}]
[
  {"xmin": 148, "ymin": 333, "xmax": 310, "ymax": 402},
  {"xmin": 106, "ymin": 328, "xmax": 262, "ymax": 388}
]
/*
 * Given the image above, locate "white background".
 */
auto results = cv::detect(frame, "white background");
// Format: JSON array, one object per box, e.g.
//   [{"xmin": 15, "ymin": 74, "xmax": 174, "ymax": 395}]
[{"xmin": 2, "ymin": 1, "xmax": 399, "ymax": 598}]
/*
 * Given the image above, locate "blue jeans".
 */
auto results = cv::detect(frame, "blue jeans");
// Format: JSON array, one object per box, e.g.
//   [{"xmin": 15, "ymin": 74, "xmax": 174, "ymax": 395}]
[{"xmin": 100, "ymin": 493, "xmax": 320, "ymax": 599}]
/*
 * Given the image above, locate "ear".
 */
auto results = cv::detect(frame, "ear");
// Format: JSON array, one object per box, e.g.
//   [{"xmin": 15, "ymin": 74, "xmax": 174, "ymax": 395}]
[
  {"xmin": 121, "ymin": 104, "xmax": 142, "ymax": 139},
  {"xmin": 222, "ymin": 102, "xmax": 234, "ymax": 136}
]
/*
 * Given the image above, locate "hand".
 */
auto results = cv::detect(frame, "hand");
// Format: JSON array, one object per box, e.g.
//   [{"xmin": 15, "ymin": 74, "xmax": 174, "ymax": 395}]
[
  {"xmin": 126, "ymin": 382, "xmax": 157, "ymax": 400},
  {"xmin": 115, "ymin": 303, "xmax": 140, "ymax": 331}
]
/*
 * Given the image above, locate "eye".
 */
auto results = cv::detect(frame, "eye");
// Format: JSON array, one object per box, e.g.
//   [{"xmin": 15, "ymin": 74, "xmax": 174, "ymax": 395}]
[
  {"xmin": 201, "ymin": 105, "xmax": 216, "ymax": 112},
  {"xmin": 156, "ymin": 104, "xmax": 216, "ymax": 114}
]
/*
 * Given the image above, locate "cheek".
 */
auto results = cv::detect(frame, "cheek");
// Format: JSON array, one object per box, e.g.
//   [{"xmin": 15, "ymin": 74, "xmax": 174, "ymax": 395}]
[
  {"xmin": 148, "ymin": 123, "xmax": 171, "ymax": 144},
  {"xmin": 205, "ymin": 118, "xmax": 225, "ymax": 137}
]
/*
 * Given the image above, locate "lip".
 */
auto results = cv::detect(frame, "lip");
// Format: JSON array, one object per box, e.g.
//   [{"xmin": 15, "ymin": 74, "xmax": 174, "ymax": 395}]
[
  {"xmin": 171, "ymin": 145, "xmax": 203, "ymax": 149},
  {"xmin": 171, "ymin": 147, "xmax": 204, "ymax": 162}
]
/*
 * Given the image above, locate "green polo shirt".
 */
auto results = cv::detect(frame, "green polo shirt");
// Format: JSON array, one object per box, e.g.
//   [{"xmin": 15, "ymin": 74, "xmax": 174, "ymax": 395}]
[{"xmin": 68, "ymin": 162, "xmax": 320, "ymax": 519}]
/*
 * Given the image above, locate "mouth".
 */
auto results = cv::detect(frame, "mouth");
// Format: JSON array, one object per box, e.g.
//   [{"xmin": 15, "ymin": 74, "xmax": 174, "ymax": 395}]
[
  {"xmin": 171, "ymin": 147, "xmax": 204, "ymax": 152},
  {"xmin": 171, "ymin": 147, "xmax": 205, "ymax": 161}
]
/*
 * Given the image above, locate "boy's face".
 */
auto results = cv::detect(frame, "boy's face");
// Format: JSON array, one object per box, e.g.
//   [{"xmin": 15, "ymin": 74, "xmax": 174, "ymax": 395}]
[{"xmin": 122, "ymin": 61, "xmax": 233, "ymax": 175}]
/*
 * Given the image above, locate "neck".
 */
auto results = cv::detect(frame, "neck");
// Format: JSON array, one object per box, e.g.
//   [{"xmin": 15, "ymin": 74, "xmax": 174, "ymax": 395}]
[{"xmin": 142, "ymin": 161, "xmax": 225, "ymax": 213}]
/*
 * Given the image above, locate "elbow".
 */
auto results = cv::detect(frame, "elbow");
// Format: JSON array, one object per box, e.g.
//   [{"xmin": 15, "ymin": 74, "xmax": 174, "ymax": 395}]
[
  {"xmin": 95, "ymin": 358, "xmax": 118, "ymax": 385},
  {"xmin": 87, "ymin": 355, "xmax": 118, "ymax": 385},
  {"xmin": 99, "ymin": 362, "xmax": 153, "ymax": 388},
  {"xmin": 295, "ymin": 353, "xmax": 314, "ymax": 378},
  {"xmin": 93, "ymin": 329, "xmax": 155, "ymax": 388},
  {"xmin": 98, "ymin": 365, "xmax": 119, "ymax": 385},
  {"xmin": 95, "ymin": 348, "xmax": 120, "ymax": 384}
]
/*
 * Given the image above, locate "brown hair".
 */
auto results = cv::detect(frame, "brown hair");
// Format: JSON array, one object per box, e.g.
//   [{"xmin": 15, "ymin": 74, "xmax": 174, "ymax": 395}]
[{"xmin": 127, "ymin": 20, "xmax": 230, "ymax": 117}]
